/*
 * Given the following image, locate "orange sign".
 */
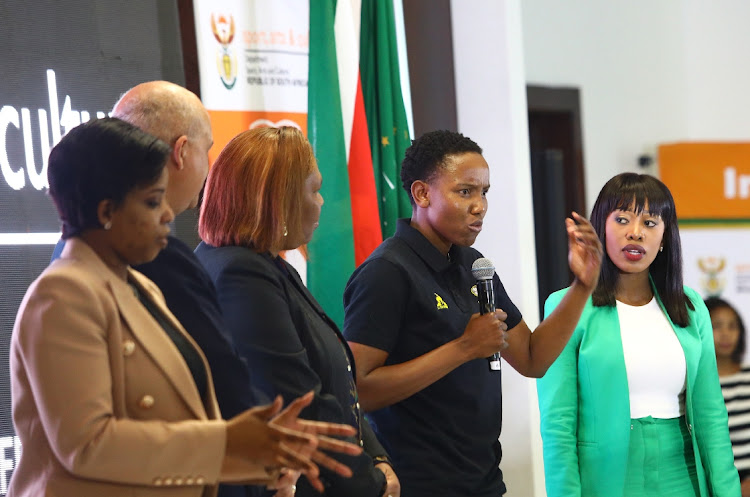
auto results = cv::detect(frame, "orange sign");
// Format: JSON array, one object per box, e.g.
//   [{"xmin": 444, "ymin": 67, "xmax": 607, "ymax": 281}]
[
  {"xmin": 659, "ymin": 142, "xmax": 750, "ymax": 222},
  {"xmin": 207, "ymin": 110, "xmax": 307, "ymax": 165}
]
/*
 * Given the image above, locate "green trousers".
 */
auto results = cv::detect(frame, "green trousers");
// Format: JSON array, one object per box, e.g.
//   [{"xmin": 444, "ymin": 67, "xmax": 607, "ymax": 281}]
[{"xmin": 623, "ymin": 416, "xmax": 700, "ymax": 497}]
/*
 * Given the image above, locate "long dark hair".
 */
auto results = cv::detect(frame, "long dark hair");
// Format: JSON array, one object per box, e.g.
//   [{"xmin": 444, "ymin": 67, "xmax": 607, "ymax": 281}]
[
  {"xmin": 705, "ymin": 297, "xmax": 746, "ymax": 364},
  {"xmin": 590, "ymin": 173, "xmax": 693, "ymax": 326}
]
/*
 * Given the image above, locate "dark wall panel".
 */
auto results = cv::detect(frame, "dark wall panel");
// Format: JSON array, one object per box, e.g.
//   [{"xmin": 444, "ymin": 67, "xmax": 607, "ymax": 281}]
[
  {"xmin": 0, "ymin": 1, "xmax": 186, "ymax": 491},
  {"xmin": 403, "ymin": 0, "xmax": 458, "ymax": 137}
]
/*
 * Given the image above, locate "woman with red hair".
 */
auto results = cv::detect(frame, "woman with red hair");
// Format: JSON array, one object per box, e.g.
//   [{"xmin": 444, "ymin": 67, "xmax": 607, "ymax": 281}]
[{"xmin": 195, "ymin": 127, "xmax": 399, "ymax": 497}]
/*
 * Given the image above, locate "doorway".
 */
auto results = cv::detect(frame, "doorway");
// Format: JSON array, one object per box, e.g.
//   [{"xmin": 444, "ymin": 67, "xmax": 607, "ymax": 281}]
[{"xmin": 527, "ymin": 86, "xmax": 586, "ymax": 316}]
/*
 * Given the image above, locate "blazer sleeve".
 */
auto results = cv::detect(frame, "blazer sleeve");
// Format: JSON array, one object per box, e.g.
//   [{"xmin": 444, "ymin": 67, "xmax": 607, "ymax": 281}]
[
  {"xmin": 12, "ymin": 270, "xmax": 229, "ymax": 486},
  {"xmin": 686, "ymin": 290, "xmax": 741, "ymax": 495},
  {"xmin": 361, "ymin": 417, "xmax": 389, "ymax": 462},
  {"xmin": 536, "ymin": 288, "xmax": 583, "ymax": 497},
  {"xmin": 213, "ymin": 256, "xmax": 386, "ymax": 497}
]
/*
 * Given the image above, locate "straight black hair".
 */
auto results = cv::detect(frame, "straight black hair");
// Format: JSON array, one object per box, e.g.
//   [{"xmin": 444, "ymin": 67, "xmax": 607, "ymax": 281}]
[{"xmin": 590, "ymin": 173, "xmax": 693, "ymax": 326}]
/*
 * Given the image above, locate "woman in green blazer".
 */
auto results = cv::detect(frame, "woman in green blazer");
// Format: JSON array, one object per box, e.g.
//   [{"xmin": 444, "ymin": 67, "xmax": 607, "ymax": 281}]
[{"xmin": 537, "ymin": 173, "xmax": 740, "ymax": 497}]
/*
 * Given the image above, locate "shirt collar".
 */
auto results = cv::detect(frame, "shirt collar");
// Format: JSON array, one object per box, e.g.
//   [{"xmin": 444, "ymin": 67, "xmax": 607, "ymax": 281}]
[{"xmin": 395, "ymin": 218, "xmax": 458, "ymax": 273}]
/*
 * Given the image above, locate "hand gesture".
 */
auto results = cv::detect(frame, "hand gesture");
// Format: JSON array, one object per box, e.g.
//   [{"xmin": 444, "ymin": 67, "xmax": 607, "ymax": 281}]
[
  {"xmin": 459, "ymin": 311, "xmax": 508, "ymax": 360},
  {"xmin": 222, "ymin": 397, "xmax": 313, "ymax": 481},
  {"xmin": 222, "ymin": 395, "xmax": 362, "ymax": 484},
  {"xmin": 566, "ymin": 212, "xmax": 602, "ymax": 291},
  {"xmin": 375, "ymin": 462, "xmax": 401, "ymax": 497},
  {"xmin": 268, "ymin": 468, "xmax": 300, "ymax": 497},
  {"xmin": 271, "ymin": 391, "xmax": 363, "ymax": 492}
]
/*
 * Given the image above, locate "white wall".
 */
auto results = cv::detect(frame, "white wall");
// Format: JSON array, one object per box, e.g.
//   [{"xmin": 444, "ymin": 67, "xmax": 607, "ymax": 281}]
[
  {"xmin": 521, "ymin": 0, "xmax": 688, "ymax": 209},
  {"xmin": 450, "ymin": 1, "xmax": 750, "ymax": 496},
  {"xmin": 451, "ymin": 1, "xmax": 543, "ymax": 496},
  {"xmin": 521, "ymin": 0, "xmax": 750, "ymax": 211},
  {"xmin": 682, "ymin": 1, "xmax": 750, "ymax": 140}
]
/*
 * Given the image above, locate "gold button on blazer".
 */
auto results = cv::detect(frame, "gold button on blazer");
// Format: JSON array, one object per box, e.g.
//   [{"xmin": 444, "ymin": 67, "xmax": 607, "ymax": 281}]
[{"xmin": 8, "ymin": 238, "xmax": 271, "ymax": 497}]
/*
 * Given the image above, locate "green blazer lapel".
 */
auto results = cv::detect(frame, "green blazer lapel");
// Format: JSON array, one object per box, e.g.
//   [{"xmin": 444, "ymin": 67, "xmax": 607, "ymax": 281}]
[{"xmin": 583, "ymin": 305, "xmax": 632, "ymax": 445}]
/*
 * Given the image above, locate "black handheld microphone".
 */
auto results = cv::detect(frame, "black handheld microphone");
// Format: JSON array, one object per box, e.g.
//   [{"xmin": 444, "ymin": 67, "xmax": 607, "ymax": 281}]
[{"xmin": 471, "ymin": 258, "xmax": 502, "ymax": 371}]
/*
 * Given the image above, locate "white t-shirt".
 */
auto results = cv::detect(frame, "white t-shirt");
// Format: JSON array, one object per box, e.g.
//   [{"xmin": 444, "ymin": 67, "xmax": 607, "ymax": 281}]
[{"xmin": 617, "ymin": 297, "xmax": 686, "ymax": 419}]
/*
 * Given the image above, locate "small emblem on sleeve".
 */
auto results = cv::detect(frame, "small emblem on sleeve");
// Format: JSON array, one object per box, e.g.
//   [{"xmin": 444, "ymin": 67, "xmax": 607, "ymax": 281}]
[
  {"xmin": 435, "ymin": 293, "xmax": 448, "ymax": 309},
  {"xmin": 470, "ymin": 285, "xmax": 478, "ymax": 297}
]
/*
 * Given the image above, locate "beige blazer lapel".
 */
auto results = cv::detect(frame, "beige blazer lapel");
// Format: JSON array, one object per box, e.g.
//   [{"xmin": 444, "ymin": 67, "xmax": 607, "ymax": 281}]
[
  {"xmin": 63, "ymin": 238, "xmax": 211, "ymax": 420},
  {"xmin": 109, "ymin": 273, "xmax": 210, "ymax": 420},
  {"xmin": 128, "ymin": 269, "xmax": 221, "ymax": 421}
]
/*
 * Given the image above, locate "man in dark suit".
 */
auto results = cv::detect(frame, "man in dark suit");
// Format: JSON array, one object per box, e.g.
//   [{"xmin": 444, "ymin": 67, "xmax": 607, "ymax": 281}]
[
  {"xmin": 52, "ymin": 81, "xmax": 269, "ymax": 497},
  {"xmin": 110, "ymin": 82, "xmax": 264, "ymax": 417}
]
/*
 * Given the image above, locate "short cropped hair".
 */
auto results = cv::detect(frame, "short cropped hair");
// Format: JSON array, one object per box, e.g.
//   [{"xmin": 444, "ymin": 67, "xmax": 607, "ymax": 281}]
[
  {"xmin": 199, "ymin": 127, "xmax": 315, "ymax": 253},
  {"xmin": 590, "ymin": 172, "xmax": 693, "ymax": 326},
  {"xmin": 47, "ymin": 117, "xmax": 170, "ymax": 239},
  {"xmin": 401, "ymin": 130, "xmax": 482, "ymax": 203},
  {"xmin": 705, "ymin": 297, "xmax": 747, "ymax": 364},
  {"xmin": 111, "ymin": 82, "xmax": 207, "ymax": 145}
]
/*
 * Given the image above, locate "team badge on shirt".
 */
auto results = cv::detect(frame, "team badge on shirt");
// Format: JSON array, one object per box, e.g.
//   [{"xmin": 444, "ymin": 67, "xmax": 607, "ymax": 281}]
[
  {"xmin": 470, "ymin": 285, "xmax": 478, "ymax": 297},
  {"xmin": 435, "ymin": 293, "xmax": 448, "ymax": 309}
]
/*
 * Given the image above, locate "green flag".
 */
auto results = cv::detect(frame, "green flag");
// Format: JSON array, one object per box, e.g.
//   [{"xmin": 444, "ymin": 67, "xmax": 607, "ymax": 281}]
[
  {"xmin": 307, "ymin": 0, "xmax": 355, "ymax": 327},
  {"xmin": 360, "ymin": 0, "xmax": 413, "ymax": 239}
]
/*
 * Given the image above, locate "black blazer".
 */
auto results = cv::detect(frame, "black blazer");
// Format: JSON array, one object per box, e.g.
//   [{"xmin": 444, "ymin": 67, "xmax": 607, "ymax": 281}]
[
  {"xmin": 194, "ymin": 242, "xmax": 387, "ymax": 497},
  {"xmin": 136, "ymin": 237, "xmax": 266, "ymax": 497}
]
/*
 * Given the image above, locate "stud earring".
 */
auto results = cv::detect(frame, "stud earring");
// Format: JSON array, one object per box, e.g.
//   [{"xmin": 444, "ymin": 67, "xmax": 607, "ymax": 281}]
[
  {"xmin": 659, "ymin": 246, "xmax": 663, "ymax": 252},
  {"xmin": 104, "ymin": 221, "xmax": 112, "ymax": 230}
]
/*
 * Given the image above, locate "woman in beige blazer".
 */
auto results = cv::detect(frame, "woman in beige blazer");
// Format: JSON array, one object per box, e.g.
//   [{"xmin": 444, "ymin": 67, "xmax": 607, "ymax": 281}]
[{"xmin": 8, "ymin": 118, "xmax": 361, "ymax": 497}]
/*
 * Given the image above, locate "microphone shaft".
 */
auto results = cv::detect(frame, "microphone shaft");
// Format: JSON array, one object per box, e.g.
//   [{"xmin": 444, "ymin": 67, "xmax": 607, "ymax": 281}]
[
  {"xmin": 476, "ymin": 279, "xmax": 501, "ymax": 371},
  {"xmin": 476, "ymin": 279, "xmax": 495, "ymax": 315}
]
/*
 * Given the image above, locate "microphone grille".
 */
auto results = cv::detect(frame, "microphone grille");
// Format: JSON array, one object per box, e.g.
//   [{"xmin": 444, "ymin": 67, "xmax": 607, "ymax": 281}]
[{"xmin": 471, "ymin": 257, "xmax": 495, "ymax": 280}]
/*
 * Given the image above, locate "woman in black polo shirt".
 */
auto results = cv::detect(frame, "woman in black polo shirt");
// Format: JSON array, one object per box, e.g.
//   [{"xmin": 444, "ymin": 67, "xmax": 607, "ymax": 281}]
[{"xmin": 343, "ymin": 130, "xmax": 602, "ymax": 496}]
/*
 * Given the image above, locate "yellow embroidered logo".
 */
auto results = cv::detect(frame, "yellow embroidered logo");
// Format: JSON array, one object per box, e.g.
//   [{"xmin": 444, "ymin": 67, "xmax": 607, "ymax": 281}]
[
  {"xmin": 470, "ymin": 285, "xmax": 478, "ymax": 297},
  {"xmin": 435, "ymin": 293, "xmax": 448, "ymax": 310}
]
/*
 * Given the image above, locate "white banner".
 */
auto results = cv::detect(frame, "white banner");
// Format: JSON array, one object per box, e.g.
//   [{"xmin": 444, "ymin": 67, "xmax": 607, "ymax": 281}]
[
  {"xmin": 682, "ymin": 227, "xmax": 750, "ymax": 362},
  {"xmin": 193, "ymin": 0, "xmax": 309, "ymax": 163}
]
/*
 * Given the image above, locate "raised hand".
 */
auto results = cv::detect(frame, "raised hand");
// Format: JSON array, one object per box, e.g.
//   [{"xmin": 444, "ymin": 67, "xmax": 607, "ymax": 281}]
[{"xmin": 566, "ymin": 212, "xmax": 602, "ymax": 291}]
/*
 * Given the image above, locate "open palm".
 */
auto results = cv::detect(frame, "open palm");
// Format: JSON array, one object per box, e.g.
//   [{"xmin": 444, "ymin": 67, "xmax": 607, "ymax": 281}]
[{"xmin": 566, "ymin": 212, "xmax": 602, "ymax": 290}]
